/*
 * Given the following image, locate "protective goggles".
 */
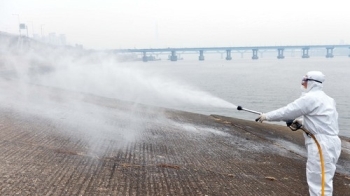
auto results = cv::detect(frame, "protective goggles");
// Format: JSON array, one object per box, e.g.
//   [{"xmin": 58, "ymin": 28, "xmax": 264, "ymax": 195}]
[{"xmin": 301, "ymin": 76, "xmax": 322, "ymax": 85}]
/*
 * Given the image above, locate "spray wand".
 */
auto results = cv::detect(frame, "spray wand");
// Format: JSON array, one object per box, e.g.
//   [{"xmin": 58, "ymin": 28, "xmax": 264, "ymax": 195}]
[{"xmin": 236, "ymin": 106, "xmax": 262, "ymax": 122}]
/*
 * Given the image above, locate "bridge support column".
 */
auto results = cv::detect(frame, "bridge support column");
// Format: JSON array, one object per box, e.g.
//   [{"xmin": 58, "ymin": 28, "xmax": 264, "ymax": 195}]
[
  {"xmin": 252, "ymin": 49, "xmax": 258, "ymax": 60},
  {"xmin": 302, "ymin": 47, "xmax": 310, "ymax": 58},
  {"xmin": 291, "ymin": 49, "xmax": 295, "ymax": 57},
  {"xmin": 199, "ymin": 50, "xmax": 205, "ymax": 61},
  {"xmin": 170, "ymin": 51, "xmax": 177, "ymax": 61},
  {"xmin": 259, "ymin": 51, "xmax": 264, "ymax": 58},
  {"xmin": 326, "ymin": 47, "xmax": 334, "ymax": 58},
  {"xmin": 226, "ymin": 50, "xmax": 232, "ymax": 60},
  {"xmin": 142, "ymin": 51, "xmax": 148, "ymax": 62},
  {"xmin": 277, "ymin": 48, "xmax": 285, "ymax": 59}
]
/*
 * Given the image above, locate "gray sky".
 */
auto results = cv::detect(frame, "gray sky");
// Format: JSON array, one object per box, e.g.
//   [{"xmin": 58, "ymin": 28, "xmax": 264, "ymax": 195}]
[{"xmin": 1, "ymin": 0, "xmax": 349, "ymax": 49}]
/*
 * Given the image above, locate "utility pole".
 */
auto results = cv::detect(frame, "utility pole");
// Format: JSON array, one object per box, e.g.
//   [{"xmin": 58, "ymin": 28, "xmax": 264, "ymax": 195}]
[
  {"xmin": 28, "ymin": 21, "xmax": 34, "ymax": 37},
  {"xmin": 26, "ymin": 24, "xmax": 28, "ymax": 37},
  {"xmin": 12, "ymin": 14, "xmax": 20, "ymax": 35},
  {"xmin": 41, "ymin": 24, "xmax": 45, "ymax": 37}
]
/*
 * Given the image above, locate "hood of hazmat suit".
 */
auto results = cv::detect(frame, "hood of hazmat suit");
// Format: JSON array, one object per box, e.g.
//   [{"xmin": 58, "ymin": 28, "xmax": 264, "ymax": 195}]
[{"xmin": 304, "ymin": 71, "xmax": 325, "ymax": 93}]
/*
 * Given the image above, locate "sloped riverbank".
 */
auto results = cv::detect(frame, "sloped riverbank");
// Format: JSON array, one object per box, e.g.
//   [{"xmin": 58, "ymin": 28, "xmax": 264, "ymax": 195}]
[{"xmin": 0, "ymin": 80, "xmax": 349, "ymax": 195}]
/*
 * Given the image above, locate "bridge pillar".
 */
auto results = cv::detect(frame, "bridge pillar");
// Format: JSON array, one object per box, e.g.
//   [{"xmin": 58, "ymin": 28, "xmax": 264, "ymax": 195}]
[
  {"xmin": 240, "ymin": 53, "xmax": 244, "ymax": 58},
  {"xmin": 302, "ymin": 47, "xmax": 310, "ymax": 58},
  {"xmin": 170, "ymin": 51, "xmax": 177, "ymax": 61},
  {"xmin": 277, "ymin": 48, "xmax": 285, "ymax": 59},
  {"xmin": 259, "ymin": 51, "xmax": 264, "ymax": 58},
  {"xmin": 226, "ymin": 50, "xmax": 232, "ymax": 60},
  {"xmin": 326, "ymin": 47, "xmax": 334, "ymax": 58},
  {"xmin": 142, "ymin": 51, "xmax": 148, "ymax": 62},
  {"xmin": 252, "ymin": 49, "xmax": 258, "ymax": 60},
  {"xmin": 142, "ymin": 52, "xmax": 148, "ymax": 62},
  {"xmin": 199, "ymin": 50, "xmax": 205, "ymax": 61},
  {"xmin": 291, "ymin": 49, "xmax": 295, "ymax": 57}
]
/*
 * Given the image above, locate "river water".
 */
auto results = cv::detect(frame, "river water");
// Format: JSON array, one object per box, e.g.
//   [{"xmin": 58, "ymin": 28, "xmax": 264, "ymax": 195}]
[
  {"xmin": 1, "ymin": 50, "xmax": 348, "ymax": 137},
  {"xmin": 128, "ymin": 56, "xmax": 350, "ymax": 137}
]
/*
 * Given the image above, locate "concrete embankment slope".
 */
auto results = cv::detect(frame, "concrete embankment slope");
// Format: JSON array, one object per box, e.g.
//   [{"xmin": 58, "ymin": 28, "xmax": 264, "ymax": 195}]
[{"xmin": 0, "ymin": 82, "xmax": 350, "ymax": 195}]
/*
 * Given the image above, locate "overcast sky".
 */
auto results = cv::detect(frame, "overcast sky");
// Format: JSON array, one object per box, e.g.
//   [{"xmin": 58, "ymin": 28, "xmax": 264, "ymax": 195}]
[{"xmin": 1, "ymin": 0, "xmax": 349, "ymax": 49}]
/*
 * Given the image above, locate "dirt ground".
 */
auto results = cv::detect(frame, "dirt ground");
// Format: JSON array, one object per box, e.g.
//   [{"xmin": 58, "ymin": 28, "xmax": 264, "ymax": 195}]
[{"xmin": 0, "ymin": 81, "xmax": 350, "ymax": 196}]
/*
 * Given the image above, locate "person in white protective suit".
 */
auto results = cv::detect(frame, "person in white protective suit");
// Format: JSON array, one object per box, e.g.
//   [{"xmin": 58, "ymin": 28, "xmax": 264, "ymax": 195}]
[{"xmin": 257, "ymin": 71, "xmax": 341, "ymax": 196}]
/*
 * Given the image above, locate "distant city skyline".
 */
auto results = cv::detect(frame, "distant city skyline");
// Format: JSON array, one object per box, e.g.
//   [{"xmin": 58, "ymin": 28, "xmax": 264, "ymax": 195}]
[{"xmin": 1, "ymin": 0, "xmax": 350, "ymax": 50}]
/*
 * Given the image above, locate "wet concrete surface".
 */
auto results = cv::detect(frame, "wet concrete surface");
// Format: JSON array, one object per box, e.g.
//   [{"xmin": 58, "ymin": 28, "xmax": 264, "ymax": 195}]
[{"xmin": 0, "ymin": 80, "xmax": 350, "ymax": 195}]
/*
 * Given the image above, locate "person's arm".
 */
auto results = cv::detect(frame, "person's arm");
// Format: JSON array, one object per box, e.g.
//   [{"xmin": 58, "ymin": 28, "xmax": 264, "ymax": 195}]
[{"xmin": 265, "ymin": 95, "xmax": 315, "ymax": 122}]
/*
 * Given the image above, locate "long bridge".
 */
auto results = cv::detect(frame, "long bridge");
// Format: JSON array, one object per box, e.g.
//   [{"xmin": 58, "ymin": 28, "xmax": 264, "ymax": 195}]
[{"xmin": 112, "ymin": 45, "xmax": 350, "ymax": 62}]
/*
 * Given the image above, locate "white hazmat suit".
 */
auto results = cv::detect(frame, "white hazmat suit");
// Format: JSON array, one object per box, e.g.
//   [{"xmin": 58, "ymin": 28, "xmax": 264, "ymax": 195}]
[{"xmin": 259, "ymin": 71, "xmax": 341, "ymax": 196}]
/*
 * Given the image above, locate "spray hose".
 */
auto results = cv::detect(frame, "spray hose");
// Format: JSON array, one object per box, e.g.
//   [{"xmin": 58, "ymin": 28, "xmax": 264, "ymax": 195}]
[
  {"xmin": 286, "ymin": 120, "xmax": 325, "ymax": 196},
  {"xmin": 237, "ymin": 106, "xmax": 325, "ymax": 196}
]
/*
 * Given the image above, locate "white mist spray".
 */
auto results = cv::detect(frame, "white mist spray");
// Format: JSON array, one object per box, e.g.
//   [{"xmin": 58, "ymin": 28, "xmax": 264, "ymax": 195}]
[
  {"xmin": 0, "ymin": 35, "xmax": 237, "ymax": 157},
  {"xmin": 22, "ymin": 50, "xmax": 236, "ymax": 111}
]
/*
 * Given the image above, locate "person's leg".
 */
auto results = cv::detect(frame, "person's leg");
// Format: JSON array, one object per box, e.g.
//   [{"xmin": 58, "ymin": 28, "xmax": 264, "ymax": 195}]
[
  {"xmin": 307, "ymin": 135, "xmax": 342, "ymax": 196},
  {"xmin": 321, "ymin": 136, "xmax": 342, "ymax": 195},
  {"xmin": 306, "ymin": 142, "xmax": 321, "ymax": 196}
]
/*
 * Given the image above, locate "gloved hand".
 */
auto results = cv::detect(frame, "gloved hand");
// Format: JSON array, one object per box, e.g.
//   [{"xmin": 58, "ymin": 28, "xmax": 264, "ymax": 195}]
[
  {"xmin": 292, "ymin": 118, "xmax": 303, "ymax": 128},
  {"xmin": 287, "ymin": 118, "xmax": 303, "ymax": 131},
  {"xmin": 293, "ymin": 118, "xmax": 303, "ymax": 126},
  {"xmin": 256, "ymin": 113, "xmax": 267, "ymax": 123}
]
